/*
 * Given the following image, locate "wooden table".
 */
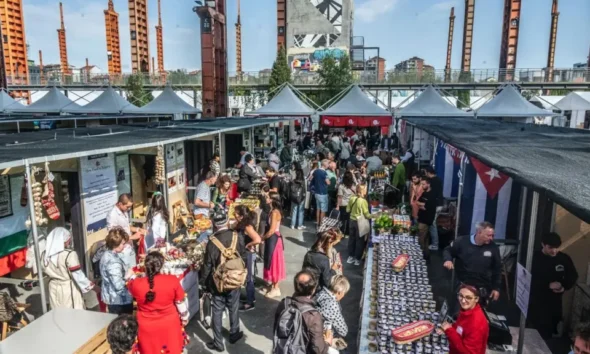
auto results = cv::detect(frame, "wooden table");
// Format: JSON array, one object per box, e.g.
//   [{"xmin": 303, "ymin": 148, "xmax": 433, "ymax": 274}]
[
  {"xmin": 486, "ymin": 326, "xmax": 552, "ymax": 354},
  {"xmin": 0, "ymin": 308, "xmax": 117, "ymax": 353}
]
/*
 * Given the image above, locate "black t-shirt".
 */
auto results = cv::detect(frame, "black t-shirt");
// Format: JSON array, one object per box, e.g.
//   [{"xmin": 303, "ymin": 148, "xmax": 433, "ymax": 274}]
[
  {"xmin": 269, "ymin": 175, "xmax": 281, "ymax": 191},
  {"xmin": 430, "ymin": 175, "xmax": 444, "ymax": 206},
  {"xmin": 417, "ymin": 189, "xmax": 437, "ymax": 225}
]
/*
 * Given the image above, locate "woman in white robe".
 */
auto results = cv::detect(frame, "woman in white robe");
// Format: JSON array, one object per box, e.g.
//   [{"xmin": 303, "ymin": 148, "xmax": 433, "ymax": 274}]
[{"xmin": 43, "ymin": 227, "xmax": 94, "ymax": 309}]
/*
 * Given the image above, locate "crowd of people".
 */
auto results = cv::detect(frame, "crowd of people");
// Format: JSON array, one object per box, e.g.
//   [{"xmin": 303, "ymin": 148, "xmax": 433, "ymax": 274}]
[{"xmin": 29, "ymin": 126, "xmax": 586, "ymax": 354}]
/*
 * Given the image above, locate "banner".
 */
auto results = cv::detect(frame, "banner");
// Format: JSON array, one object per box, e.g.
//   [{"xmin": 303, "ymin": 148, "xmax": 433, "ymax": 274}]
[
  {"xmin": 80, "ymin": 154, "xmax": 117, "ymax": 234},
  {"xmin": 434, "ymin": 140, "xmax": 462, "ymax": 199},
  {"xmin": 459, "ymin": 157, "xmax": 521, "ymax": 239}
]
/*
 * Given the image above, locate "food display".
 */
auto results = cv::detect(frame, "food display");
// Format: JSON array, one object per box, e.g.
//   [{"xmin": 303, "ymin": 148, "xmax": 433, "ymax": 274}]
[
  {"xmin": 132, "ymin": 243, "xmax": 196, "ymax": 277},
  {"xmin": 393, "ymin": 214, "xmax": 411, "ymax": 229},
  {"xmin": 365, "ymin": 233, "xmax": 449, "ymax": 353},
  {"xmin": 392, "ymin": 254, "xmax": 409, "ymax": 273},
  {"xmin": 392, "ymin": 320, "xmax": 435, "ymax": 344},
  {"xmin": 155, "ymin": 146, "xmax": 165, "ymax": 185}
]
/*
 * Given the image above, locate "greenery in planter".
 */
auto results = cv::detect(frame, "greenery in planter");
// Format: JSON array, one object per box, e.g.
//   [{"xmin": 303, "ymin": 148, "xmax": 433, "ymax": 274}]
[
  {"xmin": 409, "ymin": 225, "xmax": 419, "ymax": 235},
  {"xmin": 391, "ymin": 224, "xmax": 401, "ymax": 235}
]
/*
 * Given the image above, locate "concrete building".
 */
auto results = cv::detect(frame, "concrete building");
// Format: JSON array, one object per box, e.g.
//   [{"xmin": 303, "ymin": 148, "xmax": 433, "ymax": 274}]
[
  {"xmin": 394, "ymin": 57, "xmax": 434, "ymax": 73},
  {"xmin": 366, "ymin": 56, "xmax": 386, "ymax": 82},
  {"xmin": 285, "ymin": 0, "xmax": 353, "ymax": 72}
]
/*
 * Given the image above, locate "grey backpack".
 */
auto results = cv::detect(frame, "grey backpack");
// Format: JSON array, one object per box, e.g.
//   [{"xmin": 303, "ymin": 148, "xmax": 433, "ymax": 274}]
[{"xmin": 273, "ymin": 297, "xmax": 315, "ymax": 354}]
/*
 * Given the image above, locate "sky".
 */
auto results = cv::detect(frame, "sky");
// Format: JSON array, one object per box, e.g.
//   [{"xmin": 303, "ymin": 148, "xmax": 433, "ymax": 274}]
[{"xmin": 23, "ymin": 0, "xmax": 590, "ymax": 73}]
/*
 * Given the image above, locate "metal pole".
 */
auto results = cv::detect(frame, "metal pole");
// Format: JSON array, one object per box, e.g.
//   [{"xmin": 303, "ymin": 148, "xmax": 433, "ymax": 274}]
[
  {"xmin": 25, "ymin": 160, "xmax": 48, "ymax": 314},
  {"xmin": 515, "ymin": 186, "xmax": 528, "ymax": 266},
  {"xmin": 517, "ymin": 191, "xmax": 539, "ymax": 354},
  {"xmin": 453, "ymin": 154, "xmax": 466, "ymax": 240}
]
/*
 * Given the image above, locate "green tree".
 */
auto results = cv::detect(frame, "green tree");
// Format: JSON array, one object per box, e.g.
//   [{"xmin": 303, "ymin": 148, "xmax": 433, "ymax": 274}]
[
  {"xmin": 126, "ymin": 74, "xmax": 153, "ymax": 107},
  {"xmin": 316, "ymin": 54, "xmax": 353, "ymax": 105},
  {"xmin": 167, "ymin": 69, "xmax": 191, "ymax": 85},
  {"xmin": 268, "ymin": 46, "xmax": 292, "ymax": 99}
]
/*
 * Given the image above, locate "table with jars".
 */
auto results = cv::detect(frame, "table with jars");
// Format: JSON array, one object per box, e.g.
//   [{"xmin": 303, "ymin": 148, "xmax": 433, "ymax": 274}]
[{"xmin": 358, "ymin": 231, "xmax": 450, "ymax": 354}]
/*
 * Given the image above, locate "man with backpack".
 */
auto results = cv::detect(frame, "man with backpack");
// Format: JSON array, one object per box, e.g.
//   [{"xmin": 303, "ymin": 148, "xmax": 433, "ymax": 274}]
[
  {"xmin": 201, "ymin": 209, "xmax": 247, "ymax": 352},
  {"xmin": 273, "ymin": 270, "xmax": 333, "ymax": 354}
]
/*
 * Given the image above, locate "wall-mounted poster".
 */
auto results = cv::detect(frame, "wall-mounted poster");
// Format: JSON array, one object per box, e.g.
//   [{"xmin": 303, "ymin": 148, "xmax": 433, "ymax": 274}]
[
  {"xmin": 80, "ymin": 153, "xmax": 118, "ymax": 234},
  {"xmin": 115, "ymin": 153, "xmax": 131, "ymax": 195},
  {"xmin": 0, "ymin": 175, "xmax": 12, "ymax": 218}
]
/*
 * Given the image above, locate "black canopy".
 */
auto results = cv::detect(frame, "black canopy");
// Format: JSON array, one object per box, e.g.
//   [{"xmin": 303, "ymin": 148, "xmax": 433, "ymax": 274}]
[{"xmin": 406, "ymin": 118, "xmax": 590, "ymax": 224}]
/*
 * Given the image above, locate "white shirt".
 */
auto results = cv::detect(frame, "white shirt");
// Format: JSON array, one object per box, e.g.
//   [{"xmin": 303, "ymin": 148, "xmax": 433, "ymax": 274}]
[
  {"xmin": 239, "ymin": 152, "xmax": 252, "ymax": 166},
  {"xmin": 106, "ymin": 205, "xmax": 136, "ymax": 268},
  {"xmin": 401, "ymin": 151, "xmax": 413, "ymax": 163},
  {"xmin": 145, "ymin": 213, "xmax": 167, "ymax": 249}
]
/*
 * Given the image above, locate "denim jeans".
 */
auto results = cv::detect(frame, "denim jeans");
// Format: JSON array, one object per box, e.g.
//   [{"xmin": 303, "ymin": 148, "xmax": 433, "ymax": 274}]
[
  {"xmin": 245, "ymin": 251, "xmax": 256, "ymax": 305},
  {"xmin": 430, "ymin": 210, "xmax": 440, "ymax": 247},
  {"xmin": 212, "ymin": 289, "xmax": 240, "ymax": 348},
  {"xmin": 198, "ymin": 228, "xmax": 213, "ymax": 243},
  {"xmin": 290, "ymin": 202, "xmax": 305, "ymax": 228}
]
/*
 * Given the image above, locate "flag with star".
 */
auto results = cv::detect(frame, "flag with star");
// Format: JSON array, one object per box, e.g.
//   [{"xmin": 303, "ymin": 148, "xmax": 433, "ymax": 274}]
[
  {"xmin": 434, "ymin": 140, "xmax": 462, "ymax": 199},
  {"xmin": 458, "ymin": 157, "xmax": 521, "ymax": 239}
]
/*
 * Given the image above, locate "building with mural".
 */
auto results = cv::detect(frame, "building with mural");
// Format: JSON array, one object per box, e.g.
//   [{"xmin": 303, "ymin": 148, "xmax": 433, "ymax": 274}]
[{"xmin": 285, "ymin": 0, "xmax": 354, "ymax": 73}]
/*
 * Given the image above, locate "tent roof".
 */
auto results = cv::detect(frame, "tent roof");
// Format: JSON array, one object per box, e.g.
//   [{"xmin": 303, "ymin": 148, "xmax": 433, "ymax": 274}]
[
  {"xmin": 476, "ymin": 85, "xmax": 559, "ymax": 117},
  {"xmin": 6, "ymin": 86, "xmax": 81, "ymax": 113},
  {"xmin": 530, "ymin": 95, "xmax": 564, "ymax": 110},
  {"xmin": 406, "ymin": 118, "xmax": 590, "ymax": 224},
  {"xmin": 555, "ymin": 92, "xmax": 590, "ymax": 111},
  {"xmin": 63, "ymin": 87, "xmax": 142, "ymax": 114},
  {"xmin": 321, "ymin": 85, "xmax": 391, "ymax": 117},
  {"xmin": 0, "ymin": 118, "xmax": 286, "ymax": 169},
  {"xmin": 0, "ymin": 91, "xmax": 26, "ymax": 111},
  {"xmin": 398, "ymin": 86, "xmax": 473, "ymax": 118},
  {"xmin": 139, "ymin": 86, "xmax": 201, "ymax": 115},
  {"xmin": 251, "ymin": 85, "xmax": 314, "ymax": 116}
]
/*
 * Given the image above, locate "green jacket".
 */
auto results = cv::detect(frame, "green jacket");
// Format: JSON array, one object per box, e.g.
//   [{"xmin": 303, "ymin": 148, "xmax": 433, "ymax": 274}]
[
  {"xmin": 392, "ymin": 163, "xmax": 406, "ymax": 190},
  {"xmin": 347, "ymin": 196, "xmax": 370, "ymax": 221}
]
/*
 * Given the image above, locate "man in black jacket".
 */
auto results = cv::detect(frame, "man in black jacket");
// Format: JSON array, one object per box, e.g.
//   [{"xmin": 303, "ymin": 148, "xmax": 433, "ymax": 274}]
[
  {"xmin": 528, "ymin": 232, "xmax": 578, "ymax": 339},
  {"xmin": 237, "ymin": 154, "xmax": 258, "ymax": 194},
  {"xmin": 443, "ymin": 221, "xmax": 502, "ymax": 313},
  {"xmin": 417, "ymin": 177, "xmax": 437, "ymax": 260},
  {"xmin": 201, "ymin": 210, "xmax": 247, "ymax": 352},
  {"xmin": 424, "ymin": 166, "xmax": 443, "ymax": 251}
]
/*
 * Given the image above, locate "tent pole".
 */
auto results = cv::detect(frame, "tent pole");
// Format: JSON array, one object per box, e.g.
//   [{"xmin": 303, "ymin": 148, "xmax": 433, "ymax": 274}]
[
  {"xmin": 16, "ymin": 121, "xmax": 20, "ymax": 133},
  {"xmin": 25, "ymin": 160, "xmax": 48, "ymax": 314},
  {"xmin": 515, "ymin": 186, "xmax": 528, "ymax": 299},
  {"xmin": 453, "ymin": 154, "xmax": 466, "ymax": 240},
  {"xmin": 517, "ymin": 191, "xmax": 539, "ymax": 354}
]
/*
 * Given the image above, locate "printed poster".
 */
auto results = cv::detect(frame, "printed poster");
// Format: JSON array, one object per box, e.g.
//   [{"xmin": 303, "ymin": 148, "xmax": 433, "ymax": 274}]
[
  {"xmin": 115, "ymin": 153, "xmax": 130, "ymax": 195},
  {"xmin": 166, "ymin": 144, "xmax": 178, "ymax": 171},
  {"xmin": 80, "ymin": 153, "xmax": 116, "ymax": 196},
  {"xmin": 0, "ymin": 175, "xmax": 12, "ymax": 218},
  {"xmin": 516, "ymin": 263, "xmax": 532, "ymax": 318},
  {"xmin": 84, "ymin": 191, "xmax": 118, "ymax": 234}
]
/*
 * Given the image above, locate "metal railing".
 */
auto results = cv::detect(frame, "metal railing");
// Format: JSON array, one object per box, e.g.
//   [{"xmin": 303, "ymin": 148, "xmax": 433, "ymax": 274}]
[{"xmin": 9, "ymin": 68, "xmax": 590, "ymax": 87}]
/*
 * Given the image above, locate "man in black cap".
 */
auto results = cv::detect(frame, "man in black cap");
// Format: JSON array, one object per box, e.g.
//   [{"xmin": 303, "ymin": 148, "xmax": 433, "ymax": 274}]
[
  {"xmin": 529, "ymin": 232, "xmax": 578, "ymax": 339},
  {"xmin": 201, "ymin": 209, "xmax": 247, "ymax": 352}
]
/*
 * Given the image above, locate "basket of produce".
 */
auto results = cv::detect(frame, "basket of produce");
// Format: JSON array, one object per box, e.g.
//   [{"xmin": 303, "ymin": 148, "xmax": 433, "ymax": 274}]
[
  {"xmin": 374, "ymin": 214, "xmax": 393, "ymax": 234},
  {"xmin": 391, "ymin": 320, "xmax": 434, "ymax": 344}
]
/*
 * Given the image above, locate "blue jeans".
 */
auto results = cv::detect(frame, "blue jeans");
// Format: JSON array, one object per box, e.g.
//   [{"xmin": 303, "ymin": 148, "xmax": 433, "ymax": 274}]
[
  {"xmin": 246, "ymin": 251, "xmax": 256, "ymax": 305},
  {"xmin": 198, "ymin": 228, "xmax": 213, "ymax": 243},
  {"xmin": 290, "ymin": 202, "xmax": 305, "ymax": 228},
  {"xmin": 430, "ymin": 210, "xmax": 440, "ymax": 247}
]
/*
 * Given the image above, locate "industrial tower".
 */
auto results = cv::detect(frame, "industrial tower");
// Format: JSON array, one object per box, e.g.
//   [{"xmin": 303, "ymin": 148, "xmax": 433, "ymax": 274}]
[
  {"xmin": 545, "ymin": 0, "xmax": 559, "ymax": 83},
  {"xmin": 277, "ymin": 0, "xmax": 286, "ymax": 50},
  {"xmin": 104, "ymin": 0, "xmax": 122, "ymax": 75},
  {"xmin": 460, "ymin": 0, "xmax": 475, "ymax": 75},
  {"xmin": 129, "ymin": 0, "xmax": 150, "ymax": 73},
  {"xmin": 57, "ymin": 2, "xmax": 70, "ymax": 76},
  {"xmin": 498, "ymin": 0, "xmax": 521, "ymax": 81},
  {"xmin": 445, "ymin": 7, "xmax": 455, "ymax": 83},
  {"xmin": 195, "ymin": 0, "xmax": 228, "ymax": 118},
  {"xmin": 236, "ymin": 0, "xmax": 242, "ymax": 79},
  {"xmin": 0, "ymin": 0, "xmax": 29, "ymax": 99},
  {"xmin": 39, "ymin": 50, "xmax": 45, "ymax": 85},
  {"xmin": 155, "ymin": 0, "xmax": 164, "ymax": 77}
]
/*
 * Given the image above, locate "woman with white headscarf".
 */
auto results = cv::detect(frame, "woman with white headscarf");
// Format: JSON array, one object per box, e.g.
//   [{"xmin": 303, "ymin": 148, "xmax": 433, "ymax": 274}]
[{"xmin": 43, "ymin": 227, "xmax": 94, "ymax": 309}]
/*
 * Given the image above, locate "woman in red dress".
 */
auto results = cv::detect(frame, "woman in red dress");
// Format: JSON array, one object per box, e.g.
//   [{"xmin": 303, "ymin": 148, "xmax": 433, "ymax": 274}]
[
  {"xmin": 262, "ymin": 195, "xmax": 286, "ymax": 298},
  {"xmin": 441, "ymin": 284, "xmax": 489, "ymax": 354},
  {"xmin": 127, "ymin": 252, "xmax": 189, "ymax": 354}
]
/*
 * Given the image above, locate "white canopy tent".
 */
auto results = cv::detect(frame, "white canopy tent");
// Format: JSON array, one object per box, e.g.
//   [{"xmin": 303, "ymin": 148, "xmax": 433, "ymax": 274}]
[
  {"xmin": 139, "ymin": 85, "xmax": 201, "ymax": 115},
  {"xmin": 249, "ymin": 84, "xmax": 315, "ymax": 116},
  {"xmin": 6, "ymin": 86, "xmax": 81, "ymax": 114},
  {"xmin": 475, "ymin": 85, "xmax": 559, "ymax": 118},
  {"xmin": 320, "ymin": 85, "xmax": 392, "ymax": 116},
  {"xmin": 555, "ymin": 92, "xmax": 590, "ymax": 129},
  {"xmin": 0, "ymin": 91, "xmax": 26, "ymax": 112},
  {"xmin": 63, "ymin": 86, "xmax": 142, "ymax": 114},
  {"xmin": 530, "ymin": 95, "xmax": 565, "ymax": 110},
  {"xmin": 397, "ymin": 85, "xmax": 473, "ymax": 118}
]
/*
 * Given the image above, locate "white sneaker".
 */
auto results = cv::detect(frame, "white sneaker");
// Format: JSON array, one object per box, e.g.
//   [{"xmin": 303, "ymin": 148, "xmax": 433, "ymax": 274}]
[
  {"xmin": 298, "ymin": 226, "xmax": 307, "ymax": 230},
  {"xmin": 429, "ymin": 245, "xmax": 439, "ymax": 251},
  {"xmin": 354, "ymin": 260, "xmax": 361, "ymax": 266},
  {"xmin": 346, "ymin": 256, "xmax": 355, "ymax": 264}
]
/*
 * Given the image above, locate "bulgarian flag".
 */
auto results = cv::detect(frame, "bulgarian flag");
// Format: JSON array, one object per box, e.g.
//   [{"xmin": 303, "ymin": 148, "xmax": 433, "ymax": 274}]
[{"xmin": 0, "ymin": 175, "xmax": 28, "ymax": 276}]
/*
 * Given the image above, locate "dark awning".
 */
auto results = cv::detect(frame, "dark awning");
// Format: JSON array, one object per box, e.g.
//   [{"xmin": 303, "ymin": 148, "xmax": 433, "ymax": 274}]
[{"xmin": 406, "ymin": 118, "xmax": 590, "ymax": 224}]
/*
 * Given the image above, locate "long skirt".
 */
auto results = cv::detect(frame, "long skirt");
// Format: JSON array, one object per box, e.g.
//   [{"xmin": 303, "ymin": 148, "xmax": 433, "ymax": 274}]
[{"xmin": 263, "ymin": 236, "xmax": 286, "ymax": 284}]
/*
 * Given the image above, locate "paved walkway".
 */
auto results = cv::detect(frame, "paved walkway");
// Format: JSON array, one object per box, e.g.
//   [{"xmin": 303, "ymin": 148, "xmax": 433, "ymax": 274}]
[{"xmin": 185, "ymin": 220, "xmax": 363, "ymax": 353}]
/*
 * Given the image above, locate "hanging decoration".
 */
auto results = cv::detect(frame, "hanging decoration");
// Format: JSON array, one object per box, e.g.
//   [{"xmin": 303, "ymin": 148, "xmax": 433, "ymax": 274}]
[
  {"xmin": 41, "ymin": 162, "xmax": 61, "ymax": 221},
  {"xmin": 155, "ymin": 145, "xmax": 166, "ymax": 185},
  {"xmin": 30, "ymin": 167, "xmax": 48, "ymax": 226}
]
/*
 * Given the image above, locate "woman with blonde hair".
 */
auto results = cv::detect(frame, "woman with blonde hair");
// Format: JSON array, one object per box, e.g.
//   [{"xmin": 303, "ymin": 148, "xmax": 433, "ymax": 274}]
[
  {"xmin": 315, "ymin": 275, "xmax": 351, "ymax": 338},
  {"xmin": 346, "ymin": 184, "xmax": 372, "ymax": 266}
]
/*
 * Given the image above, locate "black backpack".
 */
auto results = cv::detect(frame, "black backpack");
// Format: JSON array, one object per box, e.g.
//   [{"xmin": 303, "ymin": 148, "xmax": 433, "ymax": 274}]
[
  {"xmin": 273, "ymin": 297, "xmax": 315, "ymax": 354},
  {"xmin": 279, "ymin": 178, "xmax": 291, "ymax": 202},
  {"xmin": 289, "ymin": 182, "xmax": 305, "ymax": 204}
]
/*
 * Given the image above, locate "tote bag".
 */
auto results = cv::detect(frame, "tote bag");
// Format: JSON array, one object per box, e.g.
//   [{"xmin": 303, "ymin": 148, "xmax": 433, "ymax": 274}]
[{"xmin": 351, "ymin": 197, "xmax": 371, "ymax": 237}]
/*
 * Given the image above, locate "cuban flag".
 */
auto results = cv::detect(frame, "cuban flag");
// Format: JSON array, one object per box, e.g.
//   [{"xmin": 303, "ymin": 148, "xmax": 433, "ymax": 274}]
[
  {"xmin": 459, "ymin": 157, "xmax": 521, "ymax": 240},
  {"xmin": 434, "ymin": 140, "xmax": 462, "ymax": 199}
]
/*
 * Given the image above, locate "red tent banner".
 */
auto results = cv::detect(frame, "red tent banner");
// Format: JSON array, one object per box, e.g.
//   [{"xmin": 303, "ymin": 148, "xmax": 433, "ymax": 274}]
[
  {"xmin": 321, "ymin": 116, "xmax": 357, "ymax": 127},
  {"xmin": 355, "ymin": 116, "xmax": 393, "ymax": 127},
  {"xmin": 322, "ymin": 116, "xmax": 392, "ymax": 127}
]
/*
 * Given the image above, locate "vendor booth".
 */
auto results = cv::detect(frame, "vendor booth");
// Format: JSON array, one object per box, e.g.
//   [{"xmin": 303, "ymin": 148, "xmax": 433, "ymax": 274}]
[
  {"xmin": 319, "ymin": 85, "xmax": 393, "ymax": 134},
  {"xmin": 555, "ymin": 91, "xmax": 590, "ymax": 129}
]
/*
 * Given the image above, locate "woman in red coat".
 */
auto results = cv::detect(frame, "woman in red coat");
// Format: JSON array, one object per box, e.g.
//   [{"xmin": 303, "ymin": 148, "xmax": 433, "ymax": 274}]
[
  {"xmin": 441, "ymin": 284, "xmax": 489, "ymax": 354},
  {"xmin": 127, "ymin": 252, "xmax": 189, "ymax": 354}
]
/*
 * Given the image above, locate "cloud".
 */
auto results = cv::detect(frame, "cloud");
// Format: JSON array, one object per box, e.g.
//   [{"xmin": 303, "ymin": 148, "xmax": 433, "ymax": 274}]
[{"xmin": 356, "ymin": 0, "xmax": 401, "ymax": 22}]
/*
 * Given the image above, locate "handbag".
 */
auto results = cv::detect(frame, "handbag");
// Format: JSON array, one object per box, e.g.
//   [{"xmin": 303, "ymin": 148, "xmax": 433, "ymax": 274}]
[
  {"xmin": 304, "ymin": 191, "xmax": 311, "ymax": 209},
  {"xmin": 352, "ymin": 197, "xmax": 371, "ymax": 237}
]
